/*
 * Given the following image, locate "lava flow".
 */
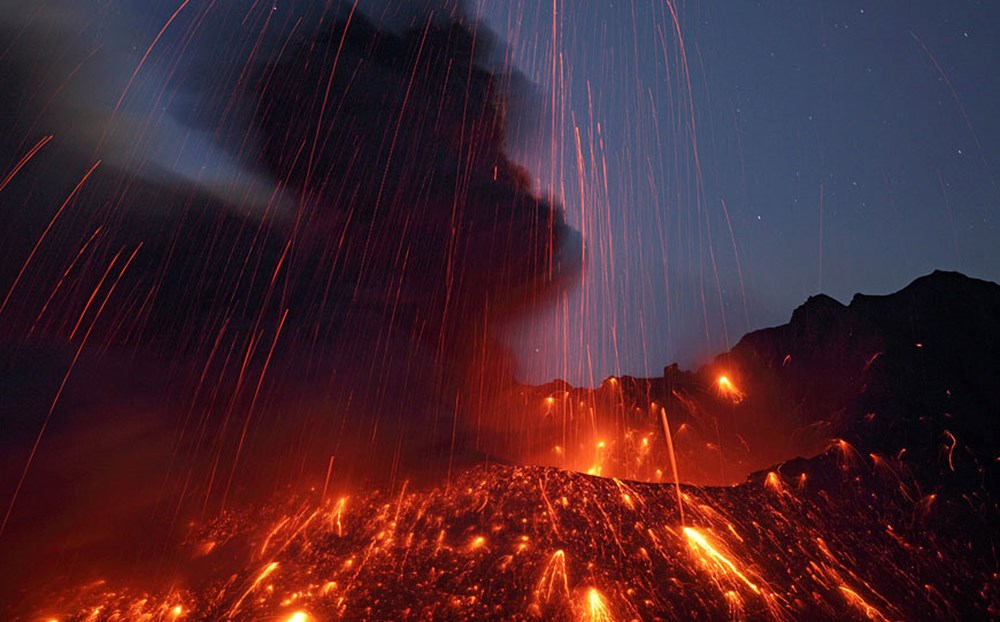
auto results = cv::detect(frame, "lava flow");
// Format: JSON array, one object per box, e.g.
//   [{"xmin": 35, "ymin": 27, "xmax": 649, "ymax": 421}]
[{"xmin": 20, "ymin": 448, "xmax": 998, "ymax": 620}]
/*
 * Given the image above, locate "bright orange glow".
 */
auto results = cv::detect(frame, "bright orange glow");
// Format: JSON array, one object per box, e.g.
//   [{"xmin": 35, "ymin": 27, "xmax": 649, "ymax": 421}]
[
  {"xmin": 839, "ymin": 587, "xmax": 890, "ymax": 621},
  {"xmin": 716, "ymin": 375, "xmax": 745, "ymax": 403},
  {"xmin": 286, "ymin": 612, "xmax": 312, "ymax": 622},
  {"xmin": 587, "ymin": 440, "xmax": 608, "ymax": 475},
  {"xmin": 330, "ymin": 497, "xmax": 348, "ymax": 537},
  {"xmin": 683, "ymin": 527, "xmax": 760, "ymax": 594},
  {"xmin": 582, "ymin": 587, "xmax": 614, "ymax": 622},
  {"xmin": 764, "ymin": 471, "xmax": 789, "ymax": 496}
]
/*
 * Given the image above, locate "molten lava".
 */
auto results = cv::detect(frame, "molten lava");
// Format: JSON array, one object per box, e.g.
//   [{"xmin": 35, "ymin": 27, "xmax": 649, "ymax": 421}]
[{"xmin": 16, "ymin": 437, "xmax": 995, "ymax": 620}]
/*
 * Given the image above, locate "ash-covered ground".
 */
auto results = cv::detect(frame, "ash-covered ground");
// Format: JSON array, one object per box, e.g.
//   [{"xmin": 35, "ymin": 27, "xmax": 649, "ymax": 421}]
[{"xmin": 11, "ymin": 271, "xmax": 999, "ymax": 620}]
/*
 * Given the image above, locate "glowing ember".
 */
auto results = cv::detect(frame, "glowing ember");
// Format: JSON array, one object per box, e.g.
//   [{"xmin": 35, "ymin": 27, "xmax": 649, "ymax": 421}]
[
  {"xmin": 716, "ymin": 375, "xmax": 746, "ymax": 404},
  {"xmin": 17, "ymin": 449, "xmax": 994, "ymax": 619},
  {"xmin": 682, "ymin": 527, "xmax": 762, "ymax": 595},
  {"xmin": 582, "ymin": 587, "xmax": 614, "ymax": 622}
]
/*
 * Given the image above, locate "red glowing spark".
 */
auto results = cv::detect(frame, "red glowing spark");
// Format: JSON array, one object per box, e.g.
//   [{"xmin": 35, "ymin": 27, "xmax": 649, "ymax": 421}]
[
  {"xmin": 228, "ymin": 561, "xmax": 279, "ymax": 619},
  {"xmin": 1, "ymin": 241, "xmax": 140, "ymax": 536},
  {"xmin": 943, "ymin": 430, "xmax": 956, "ymax": 471},
  {"xmin": 0, "ymin": 160, "xmax": 101, "ymax": 318},
  {"xmin": 0, "ymin": 135, "xmax": 53, "ymax": 194}
]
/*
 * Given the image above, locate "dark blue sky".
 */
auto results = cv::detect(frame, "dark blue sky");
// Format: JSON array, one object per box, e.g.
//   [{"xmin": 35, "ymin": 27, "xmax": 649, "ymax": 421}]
[{"xmin": 474, "ymin": 1, "xmax": 1000, "ymax": 384}]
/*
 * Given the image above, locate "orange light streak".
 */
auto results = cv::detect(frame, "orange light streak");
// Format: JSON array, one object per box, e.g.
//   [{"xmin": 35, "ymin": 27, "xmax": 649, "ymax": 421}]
[
  {"xmin": 535, "ymin": 549, "xmax": 570, "ymax": 604},
  {"xmin": 227, "ymin": 561, "xmax": 279, "ymax": 619},
  {"xmin": 581, "ymin": 587, "xmax": 613, "ymax": 622},
  {"xmin": 839, "ymin": 586, "xmax": 890, "ymax": 622},
  {"xmin": 1, "ymin": 241, "xmax": 140, "ymax": 536},
  {"xmin": 660, "ymin": 408, "xmax": 685, "ymax": 525},
  {"xmin": 682, "ymin": 527, "xmax": 760, "ymax": 594},
  {"xmin": 0, "ymin": 135, "xmax": 53, "ymax": 194},
  {"xmin": 0, "ymin": 160, "xmax": 101, "ymax": 318}
]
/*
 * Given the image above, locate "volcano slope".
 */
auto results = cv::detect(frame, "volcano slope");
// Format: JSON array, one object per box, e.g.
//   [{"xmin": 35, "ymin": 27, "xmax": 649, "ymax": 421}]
[{"xmin": 12, "ymin": 270, "xmax": 1000, "ymax": 620}]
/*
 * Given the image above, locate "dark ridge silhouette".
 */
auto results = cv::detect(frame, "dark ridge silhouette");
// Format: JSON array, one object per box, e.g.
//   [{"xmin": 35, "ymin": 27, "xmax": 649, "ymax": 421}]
[{"xmin": 505, "ymin": 271, "xmax": 1000, "ymax": 504}]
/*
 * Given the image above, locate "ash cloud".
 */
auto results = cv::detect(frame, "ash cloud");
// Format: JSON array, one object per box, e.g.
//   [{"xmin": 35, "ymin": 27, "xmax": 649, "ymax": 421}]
[{"xmin": 0, "ymin": 1, "xmax": 579, "ymax": 585}]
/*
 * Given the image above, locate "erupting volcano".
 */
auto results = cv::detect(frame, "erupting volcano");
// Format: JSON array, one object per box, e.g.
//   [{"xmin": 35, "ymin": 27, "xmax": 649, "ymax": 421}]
[
  {"xmin": 1, "ymin": 0, "xmax": 998, "ymax": 620},
  {"xmin": 5, "ymin": 271, "xmax": 999, "ymax": 620}
]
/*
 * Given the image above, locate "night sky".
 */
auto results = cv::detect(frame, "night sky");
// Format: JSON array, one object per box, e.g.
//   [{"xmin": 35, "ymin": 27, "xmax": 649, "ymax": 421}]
[
  {"xmin": 1, "ymin": 4, "xmax": 998, "ymax": 609},
  {"xmin": 2, "ymin": 0, "xmax": 998, "ymax": 387},
  {"xmin": 474, "ymin": 1, "xmax": 1000, "ymax": 384}
]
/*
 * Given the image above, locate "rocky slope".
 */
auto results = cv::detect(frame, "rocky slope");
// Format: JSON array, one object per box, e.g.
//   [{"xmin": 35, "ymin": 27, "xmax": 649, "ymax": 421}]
[{"xmin": 6, "ymin": 271, "xmax": 997, "ymax": 619}]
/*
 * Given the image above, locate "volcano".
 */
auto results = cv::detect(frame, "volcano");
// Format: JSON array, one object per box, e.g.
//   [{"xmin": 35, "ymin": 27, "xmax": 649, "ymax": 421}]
[{"xmin": 5, "ymin": 270, "xmax": 997, "ymax": 620}]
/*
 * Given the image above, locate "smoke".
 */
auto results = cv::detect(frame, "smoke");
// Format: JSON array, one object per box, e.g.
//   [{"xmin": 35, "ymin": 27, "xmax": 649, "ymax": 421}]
[
  {"xmin": 241, "ymin": 2, "xmax": 583, "ymax": 484},
  {"xmin": 0, "ymin": 1, "xmax": 579, "ymax": 592},
  {"xmin": 0, "ymin": 0, "xmax": 286, "ymax": 218}
]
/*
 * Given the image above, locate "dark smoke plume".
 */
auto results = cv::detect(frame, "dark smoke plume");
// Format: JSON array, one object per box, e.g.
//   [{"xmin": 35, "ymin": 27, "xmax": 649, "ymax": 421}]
[{"xmin": 0, "ymin": 1, "xmax": 580, "ymax": 599}]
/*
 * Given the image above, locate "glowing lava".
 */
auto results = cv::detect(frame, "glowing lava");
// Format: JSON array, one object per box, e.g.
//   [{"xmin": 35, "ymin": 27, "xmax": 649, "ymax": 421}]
[{"xmin": 716, "ymin": 375, "xmax": 746, "ymax": 403}]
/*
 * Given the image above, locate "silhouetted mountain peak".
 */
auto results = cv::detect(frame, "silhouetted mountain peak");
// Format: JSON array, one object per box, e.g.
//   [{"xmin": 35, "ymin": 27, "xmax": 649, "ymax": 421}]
[{"xmin": 791, "ymin": 292, "xmax": 846, "ymax": 323}]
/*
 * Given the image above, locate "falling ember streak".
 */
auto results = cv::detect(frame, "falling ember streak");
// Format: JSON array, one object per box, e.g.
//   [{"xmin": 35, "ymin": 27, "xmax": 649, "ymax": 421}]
[
  {"xmin": 113, "ymin": 0, "xmax": 191, "ymax": 114},
  {"xmin": 0, "ymin": 135, "xmax": 53, "ymax": 194},
  {"xmin": 909, "ymin": 31, "xmax": 998, "ymax": 195},
  {"xmin": 67, "ymin": 249, "xmax": 124, "ymax": 341},
  {"xmin": 682, "ymin": 527, "xmax": 760, "ymax": 595},
  {"xmin": 535, "ymin": 549, "xmax": 570, "ymax": 604},
  {"xmin": 839, "ymin": 586, "xmax": 890, "ymax": 622},
  {"xmin": 943, "ymin": 430, "xmax": 956, "ymax": 471},
  {"xmin": 0, "ymin": 160, "xmax": 101, "ymax": 318},
  {"xmin": 1, "ymin": 242, "xmax": 141, "ymax": 536},
  {"xmin": 304, "ymin": 1, "xmax": 357, "ymax": 195},
  {"xmin": 660, "ymin": 408, "xmax": 685, "ymax": 525},
  {"xmin": 355, "ymin": 12, "xmax": 434, "ymax": 298},
  {"xmin": 227, "ymin": 561, "xmax": 279, "ymax": 619},
  {"xmin": 30, "ymin": 226, "xmax": 104, "ymax": 335},
  {"xmin": 221, "ymin": 308, "xmax": 290, "ymax": 511},
  {"xmin": 322, "ymin": 456, "xmax": 336, "ymax": 501}
]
